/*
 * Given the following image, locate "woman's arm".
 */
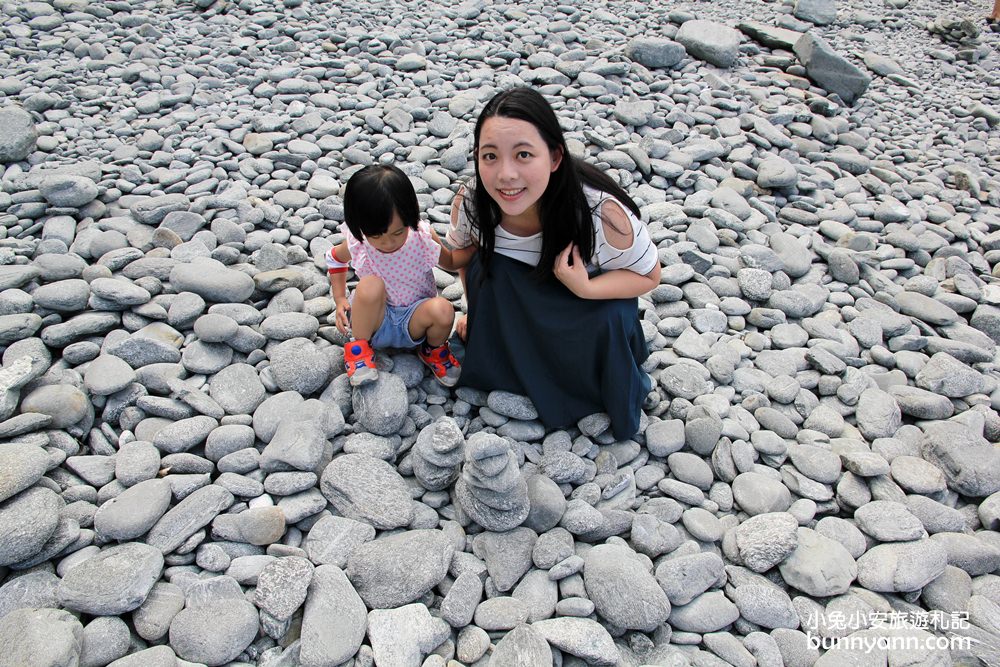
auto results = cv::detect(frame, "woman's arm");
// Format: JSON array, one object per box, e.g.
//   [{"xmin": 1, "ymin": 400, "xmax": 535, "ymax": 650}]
[
  {"xmin": 554, "ymin": 244, "xmax": 661, "ymax": 299},
  {"xmin": 553, "ymin": 199, "xmax": 661, "ymax": 299},
  {"xmin": 430, "ymin": 228, "xmax": 476, "ymax": 271}
]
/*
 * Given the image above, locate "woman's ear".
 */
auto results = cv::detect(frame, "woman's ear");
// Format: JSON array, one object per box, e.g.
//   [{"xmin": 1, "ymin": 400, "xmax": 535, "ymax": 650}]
[{"xmin": 550, "ymin": 146, "xmax": 563, "ymax": 173}]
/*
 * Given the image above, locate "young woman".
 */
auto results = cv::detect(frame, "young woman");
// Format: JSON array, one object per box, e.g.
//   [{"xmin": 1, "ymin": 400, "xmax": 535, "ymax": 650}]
[{"xmin": 446, "ymin": 86, "xmax": 661, "ymax": 439}]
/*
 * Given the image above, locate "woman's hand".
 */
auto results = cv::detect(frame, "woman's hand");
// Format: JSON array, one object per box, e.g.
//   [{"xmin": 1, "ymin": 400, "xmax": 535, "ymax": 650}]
[
  {"xmin": 554, "ymin": 243, "xmax": 592, "ymax": 298},
  {"xmin": 334, "ymin": 297, "xmax": 351, "ymax": 334}
]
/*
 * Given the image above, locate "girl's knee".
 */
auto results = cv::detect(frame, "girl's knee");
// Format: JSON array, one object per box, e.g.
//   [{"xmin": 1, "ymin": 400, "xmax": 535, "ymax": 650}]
[
  {"xmin": 427, "ymin": 297, "xmax": 456, "ymax": 324},
  {"xmin": 354, "ymin": 276, "xmax": 386, "ymax": 303}
]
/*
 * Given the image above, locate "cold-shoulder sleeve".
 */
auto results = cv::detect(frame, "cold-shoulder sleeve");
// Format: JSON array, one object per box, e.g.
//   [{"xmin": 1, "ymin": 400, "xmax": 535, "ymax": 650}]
[
  {"xmin": 591, "ymin": 196, "xmax": 658, "ymax": 276},
  {"xmin": 446, "ymin": 189, "xmax": 476, "ymax": 249}
]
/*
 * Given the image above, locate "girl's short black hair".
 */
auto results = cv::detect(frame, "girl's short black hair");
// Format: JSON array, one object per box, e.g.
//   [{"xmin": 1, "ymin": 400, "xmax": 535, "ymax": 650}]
[{"xmin": 343, "ymin": 164, "xmax": 420, "ymax": 241}]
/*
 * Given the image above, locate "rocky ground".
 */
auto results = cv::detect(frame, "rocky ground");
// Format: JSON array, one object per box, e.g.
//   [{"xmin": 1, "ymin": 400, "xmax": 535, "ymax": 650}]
[{"xmin": 0, "ymin": 0, "xmax": 999, "ymax": 665}]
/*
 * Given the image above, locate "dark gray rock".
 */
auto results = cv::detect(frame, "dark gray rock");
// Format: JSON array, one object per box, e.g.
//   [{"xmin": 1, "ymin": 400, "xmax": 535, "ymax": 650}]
[
  {"xmin": 58, "ymin": 542, "xmax": 164, "ymax": 614},
  {"xmin": 793, "ymin": 33, "xmax": 871, "ymax": 105},
  {"xmin": 300, "ymin": 565, "xmax": 367, "ymax": 667},
  {"xmin": 95, "ymin": 478, "xmax": 172, "ymax": 541},
  {"xmin": 583, "ymin": 543, "xmax": 669, "ymax": 631},
  {"xmin": 675, "ymin": 19, "xmax": 741, "ymax": 68},
  {"xmin": 0, "ymin": 608, "xmax": 82, "ymax": 667},
  {"xmin": 922, "ymin": 421, "xmax": 1000, "ymax": 497},
  {"xmin": 0, "ymin": 106, "xmax": 37, "ymax": 162},
  {"xmin": 346, "ymin": 529, "xmax": 454, "ymax": 609},
  {"xmin": 145, "ymin": 484, "xmax": 234, "ymax": 554},
  {"xmin": 0, "ymin": 486, "xmax": 61, "ymax": 566},
  {"xmin": 624, "ymin": 37, "xmax": 686, "ymax": 68},
  {"xmin": 320, "ymin": 453, "xmax": 414, "ymax": 529},
  {"xmin": 0, "ymin": 443, "xmax": 49, "ymax": 503}
]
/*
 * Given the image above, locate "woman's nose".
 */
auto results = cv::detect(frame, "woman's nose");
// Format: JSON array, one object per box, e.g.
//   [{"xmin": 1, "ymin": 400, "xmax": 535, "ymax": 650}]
[{"xmin": 497, "ymin": 157, "xmax": 516, "ymax": 180}]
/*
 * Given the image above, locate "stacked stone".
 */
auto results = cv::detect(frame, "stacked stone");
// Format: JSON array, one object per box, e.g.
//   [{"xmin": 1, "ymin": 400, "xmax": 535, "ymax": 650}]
[
  {"xmin": 454, "ymin": 432, "xmax": 531, "ymax": 532},
  {"xmin": 411, "ymin": 416, "xmax": 465, "ymax": 492},
  {"xmin": 0, "ymin": 0, "xmax": 999, "ymax": 664}
]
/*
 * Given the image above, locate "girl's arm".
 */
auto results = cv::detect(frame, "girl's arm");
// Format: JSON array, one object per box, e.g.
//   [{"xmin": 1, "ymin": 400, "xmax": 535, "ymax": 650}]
[
  {"xmin": 553, "ymin": 200, "xmax": 661, "ymax": 299},
  {"xmin": 327, "ymin": 241, "xmax": 353, "ymax": 333}
]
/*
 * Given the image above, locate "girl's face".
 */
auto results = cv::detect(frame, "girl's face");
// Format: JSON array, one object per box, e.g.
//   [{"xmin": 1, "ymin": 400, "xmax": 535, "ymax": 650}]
[
  {"xmin": 476, "ymin": 116, "xmax": 562, "ymax": 224},
  {"xmin": 366, "ymin": 211, "xmax": 409, "ymax": 253}
]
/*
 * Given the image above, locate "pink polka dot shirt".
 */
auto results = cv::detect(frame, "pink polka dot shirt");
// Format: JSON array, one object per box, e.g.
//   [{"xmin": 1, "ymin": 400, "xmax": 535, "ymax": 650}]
[{"xmin": 328, "ymin": 221, "xmax": 440, "ymax": 307}]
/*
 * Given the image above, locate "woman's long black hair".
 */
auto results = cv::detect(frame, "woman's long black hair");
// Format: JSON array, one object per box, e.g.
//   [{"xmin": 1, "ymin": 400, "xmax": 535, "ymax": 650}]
[{"xmin": 464, "ymin": 86, "xmax": 642, "ymax": 281}]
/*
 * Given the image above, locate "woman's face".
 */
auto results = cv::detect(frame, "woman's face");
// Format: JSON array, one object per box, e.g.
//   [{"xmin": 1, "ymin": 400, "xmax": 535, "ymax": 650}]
[{"xmin": 476, "ymin": 116, "xmax": 562, "ymax": 223}]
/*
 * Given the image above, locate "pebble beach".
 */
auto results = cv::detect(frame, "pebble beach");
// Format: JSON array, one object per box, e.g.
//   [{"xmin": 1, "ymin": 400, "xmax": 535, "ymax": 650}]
[{"xmin": 1, "ymin": 0, "xmax": 1000, "ymax": 665}]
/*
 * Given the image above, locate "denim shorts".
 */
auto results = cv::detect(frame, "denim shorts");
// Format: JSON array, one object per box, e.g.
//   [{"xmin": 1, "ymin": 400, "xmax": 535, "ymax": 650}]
[{"xmin": 368, "ymin": 298, "xmax": 428, "ymax": 350}]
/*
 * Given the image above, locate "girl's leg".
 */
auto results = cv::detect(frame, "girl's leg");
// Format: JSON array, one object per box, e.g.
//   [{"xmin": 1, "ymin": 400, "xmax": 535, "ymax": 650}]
[
  {"xmin": 408, "ymin": 296, "xmax": 455, "ymax": 346},
  {"xmin": 350, "ymin": 276, "xmax": 387, "ymax": 340}
]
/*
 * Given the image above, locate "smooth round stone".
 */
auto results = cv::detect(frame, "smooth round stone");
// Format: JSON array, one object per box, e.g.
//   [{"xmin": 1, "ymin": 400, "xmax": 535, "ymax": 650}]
[
  {"xmin": 181, "ymin": 341, "xmax": 234, "ymax": 374},
  {"xmin": 260, "ymin": 312, "xmax": 319, "ymax": 340},
  {"xmin": 94, "ymin": 479, "xmax": 172, "ymax": 541},
  {"xmin": 889, "ymin": 455, "xmax": 947, "ymax": 494},
  {"xmin": 0, "ymin": 314, "xmax": 43, "ymax": 345},
  {"xmin": 668, "ymin": 590, "xmax": 740, "ymax": 634},
  {"xmin": 89, "ymin": 278, "xmax": 151, "ymax": 307},
  {"xmin": 193, "ymin": 313, "xmax": 239, "ymax": 343},
  {"xmin": 169, "ymin": 257, "xmax": 255, "ymax": 303},
  {"xmin": 209, "ymin": 363, "xmax": 267, "ymax": 415},
  {"xmin": 0, "ymin": 608, "xmax": 82, "ymax": 667},
  {"xmin": 682, "ymin": 507, "xmax": 724, "ymax": 542},
  {"xmin": 0, "ymin": 486, "xmax": 61, "ymax": 566},
  {"xmin": 732, "ymin": 472, "xmax": 792, "ymax": 515},
  {"xmin": 84, "ymin": 354, "xmax": 136, "ymax": 396},
  {"xmin": 0, "ymin": 443, "xmax": 50, "ymax": 503},
  {"xmin": 268, "ymin": 338, "xmax": 331, "ymax": 395},
  {"xmin": 79, "ymin": 616, "xmax": 130, "ymax": 667},
  {"xmin": 473, "ymin": 597, "xmax": 530, "ymax": 631},
  {"xmin": 168, "ymin": 595, "xmax": 259, "ymax": 665},
  {"xmin": 668, "ymin": 452, "xmax": 714, "ymax": 490},
  {"xmin": 115, "ymin": 441, "xmax": 161, "ymax": 486},
  {"xmin": 57, "ymin": 542, "xmax": 164, "ymax": 616},
  {"xmin": 31, "ymin": 279, "xmax": 90, "ymax": 311}
]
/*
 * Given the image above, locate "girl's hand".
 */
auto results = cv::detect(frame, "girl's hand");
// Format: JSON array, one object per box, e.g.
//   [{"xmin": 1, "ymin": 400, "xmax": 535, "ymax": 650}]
[
  {"xmin": 554, "ymin": 243, "xmax": 591, "ymax": 298},
  {"xmin": 334, "ymin": 297, "xmax": 351, "ymax": 334}
]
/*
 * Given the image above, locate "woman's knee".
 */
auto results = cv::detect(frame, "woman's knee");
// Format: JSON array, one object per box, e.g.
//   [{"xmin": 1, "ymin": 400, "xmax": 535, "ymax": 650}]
[{"xmin": 354, "ymin": 276, "xmax": 386, "ymax": 304}]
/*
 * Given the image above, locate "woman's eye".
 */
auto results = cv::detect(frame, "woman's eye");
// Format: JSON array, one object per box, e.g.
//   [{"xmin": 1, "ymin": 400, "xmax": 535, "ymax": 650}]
[
  {"xmin": 480, "ymin": 152, "xmax": 496, "ymax": 161},
  {"xmin": 518, "ymin": 151, "xmax": 532, "ymax": 159}
]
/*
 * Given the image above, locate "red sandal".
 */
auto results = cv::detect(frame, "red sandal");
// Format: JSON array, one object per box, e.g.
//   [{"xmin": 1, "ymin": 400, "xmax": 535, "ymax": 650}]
[
  {"xmin": 418, "ymin": 341, "xmax": 461, "ymax": 387},
  {"xmin": 344, "ymin": 339, "xmax": 378, "ymax": 386}
]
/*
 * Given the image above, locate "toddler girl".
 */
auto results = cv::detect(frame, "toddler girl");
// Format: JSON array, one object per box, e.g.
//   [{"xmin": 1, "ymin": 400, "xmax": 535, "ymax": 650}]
[{"xmin": 327, "ymin": 164, "xmax": 468, "ymax": 387}]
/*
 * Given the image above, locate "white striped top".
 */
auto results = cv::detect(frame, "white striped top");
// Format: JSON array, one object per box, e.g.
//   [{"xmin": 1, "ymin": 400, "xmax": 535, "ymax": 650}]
[{"xmin": 447, "ymin": 185, "xmax": 658, "ymax": 275}]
